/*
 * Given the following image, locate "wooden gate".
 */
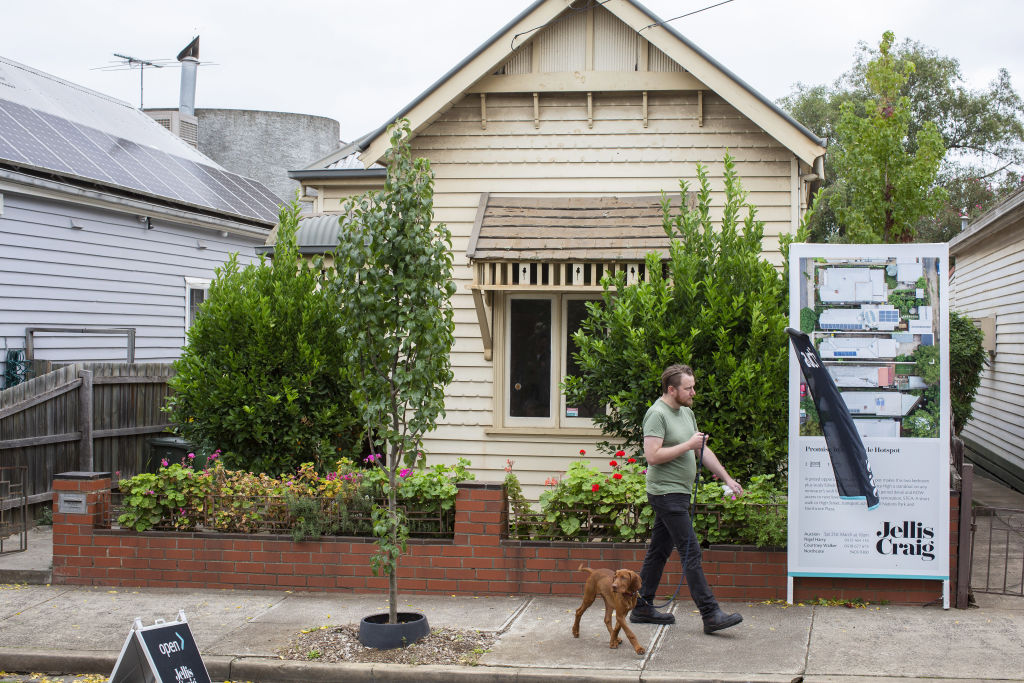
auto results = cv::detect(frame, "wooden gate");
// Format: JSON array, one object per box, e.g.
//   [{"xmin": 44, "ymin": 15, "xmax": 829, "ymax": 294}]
[{"xmin": 0, "ymin": 363, "xmax": 175, "ymax": 509}]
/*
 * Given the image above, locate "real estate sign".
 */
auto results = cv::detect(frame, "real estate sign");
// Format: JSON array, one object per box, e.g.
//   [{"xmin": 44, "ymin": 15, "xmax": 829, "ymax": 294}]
[{"xmin": 787, "ymin": 244, "xmax": 950, "ymax": 606}]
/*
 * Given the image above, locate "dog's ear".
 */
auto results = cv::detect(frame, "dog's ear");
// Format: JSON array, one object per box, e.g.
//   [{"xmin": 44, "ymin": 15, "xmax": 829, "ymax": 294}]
[{"xmin": 629, "ymin": 570, "xmax": 642, "ymax": 594}]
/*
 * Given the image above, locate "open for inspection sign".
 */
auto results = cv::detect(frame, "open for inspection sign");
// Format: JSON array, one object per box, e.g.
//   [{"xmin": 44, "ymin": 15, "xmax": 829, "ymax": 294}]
[{"xmin": 110, "ymin": 611, "xmax": 211, "ymax": 683}]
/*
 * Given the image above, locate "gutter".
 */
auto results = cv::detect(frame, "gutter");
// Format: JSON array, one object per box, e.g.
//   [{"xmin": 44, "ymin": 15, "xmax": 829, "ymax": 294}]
[
  {"xmin": 287, "ymin": 168, "xmax": 387, "ymax": 180},
  {"xmin": 0, "ymin": 168, "xmax": 272, "ymax": 239}
]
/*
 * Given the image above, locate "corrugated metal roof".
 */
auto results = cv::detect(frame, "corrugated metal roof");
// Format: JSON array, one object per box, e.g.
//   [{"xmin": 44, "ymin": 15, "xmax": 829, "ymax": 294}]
[
  {"xmin": 0, "ymin": 55, "xmax": 278, "ymax": 225},
  {"xmin": 256, "ymin": 213, "xmax": 346, "ymax": 255}
]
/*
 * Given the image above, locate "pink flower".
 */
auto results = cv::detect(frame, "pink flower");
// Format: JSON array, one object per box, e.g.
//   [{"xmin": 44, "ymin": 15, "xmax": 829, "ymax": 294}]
[
  {"xmin": 399, "ymin": 468, "xmax": 411, "ymax": 479},
  {"xmin": 730, "ymin": 495, "xmax": 737, "ymax": 501},
  {"xmin": 160, "ymin": 458, "xmax": 169, "ymax": 467},
  {"xmin": 187, "ymin": 452, "xmax": 196, "ymax": 460},
  {"xmin": 613, "ymin": 473, "xmax": 623, "ymax": 480},
  {"xmin": 146, "ymin": 490, "xmax": 155, "ymax": 495},
  {"xmin": 591, "ymin": 483, "xmax": 600, "ymax": 492}
]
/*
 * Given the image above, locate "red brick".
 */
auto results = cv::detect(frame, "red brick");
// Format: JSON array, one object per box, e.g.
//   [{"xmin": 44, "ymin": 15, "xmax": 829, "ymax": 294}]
[
  {"xmin": 282, "ymin": 551, "xmax": 312, "ymax": 563},
  {"xmin": 277, "ymin": 575, "xmax": 308, "ymax": 587}
]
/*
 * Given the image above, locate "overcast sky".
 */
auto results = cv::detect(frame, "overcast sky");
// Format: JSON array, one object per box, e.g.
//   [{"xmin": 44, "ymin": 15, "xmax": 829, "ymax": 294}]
[{"xmin": 4, "ymin": 0, "xmax": 1022, "ymax": 144}]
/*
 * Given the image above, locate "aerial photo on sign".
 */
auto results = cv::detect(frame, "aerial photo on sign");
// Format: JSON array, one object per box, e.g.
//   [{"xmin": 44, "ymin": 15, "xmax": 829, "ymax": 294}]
[{"xmin": 796, "ymin": 256, "xmax": 940, "ymax": 440}]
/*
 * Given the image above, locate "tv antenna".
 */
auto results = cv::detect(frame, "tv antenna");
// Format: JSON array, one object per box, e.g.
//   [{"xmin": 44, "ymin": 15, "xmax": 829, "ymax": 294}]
[{"xmin": 100, "ymin": 53, "xmax": 166, "ymax": 109}]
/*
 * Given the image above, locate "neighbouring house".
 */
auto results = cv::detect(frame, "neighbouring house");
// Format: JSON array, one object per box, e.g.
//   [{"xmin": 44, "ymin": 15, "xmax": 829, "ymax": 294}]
[
  {"xmin": 841, "ymin": 391, "xmax": 920, "ymax": 418},
  {"xmin": 949, "ymin": 187, "xmax": 1024, "ymax": 491},
  {"xmin": 818, "ymin": 305, "xmax": 900, "ymax": 332},
  {"xmin": 819, "ymin": 337, "xmax": 899, "ymax": 360},
  {"xmin": 819, "ymin": 267, "xmax": 888, "ymax": 304},
  {"xmin": 0, "ymin": 56, "xmax": 279, "ymax": 386},
  {"xmin": 827, "ymin": 364, "xmax": 896, "ymax": 388},
  {"xmin": 281, "ymin": 0, "xmax": 826, "ymax": 495}
]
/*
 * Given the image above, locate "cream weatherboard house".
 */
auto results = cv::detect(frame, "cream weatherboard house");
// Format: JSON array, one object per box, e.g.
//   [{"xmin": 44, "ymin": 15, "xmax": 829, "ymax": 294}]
[{"xmin": 285, "ymin": 0, "xmax": 826, "ymax": 496}]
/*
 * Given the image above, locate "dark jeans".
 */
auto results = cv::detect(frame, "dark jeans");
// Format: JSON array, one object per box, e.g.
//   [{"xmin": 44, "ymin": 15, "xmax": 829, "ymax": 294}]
[{"xmin": 638, "ymin": 492, "xmax": 719, "ymax": 618}]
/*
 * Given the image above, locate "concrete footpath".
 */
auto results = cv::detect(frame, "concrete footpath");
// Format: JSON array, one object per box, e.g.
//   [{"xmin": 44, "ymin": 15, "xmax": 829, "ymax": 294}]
[{"xmin": 0, "ymin": 579, "xmax": 1022, "ymax": 682}]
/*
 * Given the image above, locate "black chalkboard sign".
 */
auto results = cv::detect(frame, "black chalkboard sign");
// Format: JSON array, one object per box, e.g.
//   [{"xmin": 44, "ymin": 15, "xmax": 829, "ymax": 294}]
[{"xmin": 110, "ymin": 611, "xmax": 211, "ymax": 683}]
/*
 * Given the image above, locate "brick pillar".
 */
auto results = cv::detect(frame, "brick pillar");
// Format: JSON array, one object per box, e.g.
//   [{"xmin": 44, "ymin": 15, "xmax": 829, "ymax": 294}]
[
  {"xmin": 52, "ymin": 471, "xmax": 111, "ymax": 583},
  {"xmin": 453, "ymin": 482, "xmax": 506, "ymax": 546}
]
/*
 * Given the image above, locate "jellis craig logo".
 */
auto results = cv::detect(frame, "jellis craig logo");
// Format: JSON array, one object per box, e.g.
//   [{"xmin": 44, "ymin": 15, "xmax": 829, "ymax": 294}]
[{"xmin": 875, "ymin": 521, "xmax": 935, "ymax": 561}]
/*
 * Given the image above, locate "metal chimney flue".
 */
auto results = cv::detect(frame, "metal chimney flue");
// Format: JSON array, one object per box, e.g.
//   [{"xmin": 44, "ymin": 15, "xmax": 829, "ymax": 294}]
[{"xmin": 177, "ymin": 36, "xmax": 200, "ymax": 117}]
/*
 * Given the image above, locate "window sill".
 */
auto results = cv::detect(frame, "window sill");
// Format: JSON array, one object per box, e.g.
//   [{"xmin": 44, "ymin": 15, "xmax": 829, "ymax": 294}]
[{"xmin": 485, "ymin": 426, "xmax": 604, "ymax": 437}]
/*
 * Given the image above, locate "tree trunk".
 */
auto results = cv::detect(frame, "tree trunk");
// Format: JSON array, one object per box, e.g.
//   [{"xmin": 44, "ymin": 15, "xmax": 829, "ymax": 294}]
[{"xmin": 388, "ymin": 466, "xmax": 398, "ymax": 624}]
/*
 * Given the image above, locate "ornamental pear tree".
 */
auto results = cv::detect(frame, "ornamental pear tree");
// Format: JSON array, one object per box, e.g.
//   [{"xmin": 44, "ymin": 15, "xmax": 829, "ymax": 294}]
[
  {"xmin": 329, "ymin": 119, "xmax": 456, "ymax": 625},
  {"xmin": 830, "ymin": 31, "xmax": 947, "ymax": 243}
]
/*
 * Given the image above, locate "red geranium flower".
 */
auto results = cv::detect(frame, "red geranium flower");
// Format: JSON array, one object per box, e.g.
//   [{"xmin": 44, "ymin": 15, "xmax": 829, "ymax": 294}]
[
  {"xmin": 613, "ymin": 473, "xmax": 623, "ymax": 480},
  {"xmin": 609, "ymin": 460, "xmax": 618, "ymax": 468},
  {"xmin": 627, "ymin": 458, "xmax": 637, "ymax": 464},
  {"xmin": 615, "ymin": 450, "xmax": 625, "ymax": 458},
  {"xmin": 579, "ymin": 449, "xmax": 586, "ymax": 455},
  {"xmin": 591, "ymin": 483, "xmax": 600, "ymax": 492}
]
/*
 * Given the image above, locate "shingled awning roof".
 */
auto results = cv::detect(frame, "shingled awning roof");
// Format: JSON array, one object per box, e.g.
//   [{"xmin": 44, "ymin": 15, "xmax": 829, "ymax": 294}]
[{"xmin": 467, "ymin": 194, "xmax": 688, "ymax": 262}]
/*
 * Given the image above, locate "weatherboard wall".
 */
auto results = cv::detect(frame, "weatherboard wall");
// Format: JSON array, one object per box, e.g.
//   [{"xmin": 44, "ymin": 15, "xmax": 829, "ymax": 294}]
[
  {"xmin": 950, "ymin": 216, "xmax": 1024, "ymax": 480},
  {"xmin": 315, "ymin": 91, "xmax": 805, "ymax": 498},
  {"xmin": 0, "ymin": 190, "xmax": 263, "ymax": 372}
]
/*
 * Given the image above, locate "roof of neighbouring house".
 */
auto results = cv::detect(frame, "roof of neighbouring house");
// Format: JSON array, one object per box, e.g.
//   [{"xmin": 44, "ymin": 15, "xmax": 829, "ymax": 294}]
[
  {"xmin": 256, "ymin": 213, "xmax": 346, "ymax": 255},
  {"xmin": 0, "ymin": 55, "xmax": 279, "ymax": 225},
  {"xmin": 949, "ymin": 186, "xmax": 1024, "ymax": 254}
]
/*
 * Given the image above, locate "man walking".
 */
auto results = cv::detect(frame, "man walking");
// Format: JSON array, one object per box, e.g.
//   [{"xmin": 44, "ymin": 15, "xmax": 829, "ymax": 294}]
[{"xmin": 630, "ymin": 364, "xmax": 745, "ymax": 633}]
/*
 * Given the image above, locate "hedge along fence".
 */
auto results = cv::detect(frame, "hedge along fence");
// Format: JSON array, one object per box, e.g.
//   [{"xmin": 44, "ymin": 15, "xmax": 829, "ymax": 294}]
[{"xmin": 52, "ymin": 472, "xmax": 963, "ymax": 605}]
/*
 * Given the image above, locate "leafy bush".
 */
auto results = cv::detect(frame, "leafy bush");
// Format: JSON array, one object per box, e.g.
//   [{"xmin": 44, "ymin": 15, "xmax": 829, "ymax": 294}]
[
  {"xmin": 692, "ymin": 474, "xmax": 787, "ymax": 547},
  {"xmin": 949, "ymin": 310, "xmax": 988, "ymax": 434},
  {"xmin": 521, "ymin": 454, "xmax": 787, "ymax": 547},
  {"xmin": 115, "ymin": 453, "xmax": 471, "ymax": 537},
  {"xmin": 800, "ymin": 307, "xmax": 818, "ymax": 333},
  {"xmin": 538, "ymin": 454, "xmax": 652, "ymax": 541},
  {"xmin": 562, "ymin": 155, "xmax": 792, "ymax": 479},
  {"xmin": 165, "ymin": 200, "xmax": 362, "ymax": 476}
]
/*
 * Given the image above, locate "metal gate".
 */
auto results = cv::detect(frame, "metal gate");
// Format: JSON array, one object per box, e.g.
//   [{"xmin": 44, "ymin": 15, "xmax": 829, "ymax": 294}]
[
  {"xmin": 0, "ymin": 464, "xmax": 28, "ymax": 555},
  {"xmin": 971, "ymin": 503, "xmax": 1024, "ymax": 597}
]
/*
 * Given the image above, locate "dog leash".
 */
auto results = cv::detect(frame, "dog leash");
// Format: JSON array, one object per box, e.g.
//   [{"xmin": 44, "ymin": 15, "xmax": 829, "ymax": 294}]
[{"xmin": 640, "ymin": 433, "xmax": 705, "ymax": 610}]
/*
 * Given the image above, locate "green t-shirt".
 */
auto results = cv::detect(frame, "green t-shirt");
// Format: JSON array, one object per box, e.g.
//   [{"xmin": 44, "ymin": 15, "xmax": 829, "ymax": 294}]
[{"xmin": 642, "ymin": 398, "xmax": 698, "ymax": 496}]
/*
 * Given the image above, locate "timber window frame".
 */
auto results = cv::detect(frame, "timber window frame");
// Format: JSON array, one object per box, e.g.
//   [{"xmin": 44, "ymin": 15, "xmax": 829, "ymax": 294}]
[
  {"xmin": 184, "ymin": 277, "xmax": 211, "ymax": 333},
  {"xmin": 497, "ymin": 291, "xmax": 603, "ymax": 431}
]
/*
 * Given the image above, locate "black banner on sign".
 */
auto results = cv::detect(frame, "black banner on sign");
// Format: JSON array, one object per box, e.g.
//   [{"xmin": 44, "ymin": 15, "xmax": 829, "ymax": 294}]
[
  {"xmin": 786, "ymin": 327, "xmax": 880, "ymax": 509},
  {"xmin": 110, "ymin": 612, "xmax": 211, "ymax": 683}
]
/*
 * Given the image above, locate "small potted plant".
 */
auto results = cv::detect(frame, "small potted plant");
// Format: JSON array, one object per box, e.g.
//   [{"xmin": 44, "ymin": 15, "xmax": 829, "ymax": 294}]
[{"xmin": 330, "ymin": 119, "xmax": 456, "ymax": 648}]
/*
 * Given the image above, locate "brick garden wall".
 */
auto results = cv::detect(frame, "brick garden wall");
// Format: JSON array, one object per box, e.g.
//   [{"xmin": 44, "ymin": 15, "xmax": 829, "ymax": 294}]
[{"xmin": 52, "ymin": 474, "xmax": 961, "ymax": 605}]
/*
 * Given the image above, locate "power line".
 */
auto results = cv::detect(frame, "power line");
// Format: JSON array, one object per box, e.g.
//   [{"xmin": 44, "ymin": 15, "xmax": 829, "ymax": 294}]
[
  {"xmin": 511, "ymin": 0, "xmax": 613, "ymax": 49},
  {"xmin": 639, "ymin": 0, "xmax": 737, "ymax": 32}
]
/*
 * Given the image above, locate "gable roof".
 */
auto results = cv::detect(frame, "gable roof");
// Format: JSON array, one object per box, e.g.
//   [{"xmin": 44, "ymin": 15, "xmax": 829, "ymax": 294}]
[
  {"xmin": 0, "ymin": 56, "xmax": 279, "ymax": 226},
  {"xmin": 311, "ymin": 0, "xmax": 825, "ymax": 172},
  {"xmin": 949, "ymin": 186, "xmax": 1024, "ymax": 255}
]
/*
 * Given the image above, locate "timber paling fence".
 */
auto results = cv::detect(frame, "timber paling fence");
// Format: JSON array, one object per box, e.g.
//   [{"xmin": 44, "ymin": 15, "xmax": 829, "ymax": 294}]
[{"xmin": 0, "ymin": 363, "xmax": 174, "ymax": 511}]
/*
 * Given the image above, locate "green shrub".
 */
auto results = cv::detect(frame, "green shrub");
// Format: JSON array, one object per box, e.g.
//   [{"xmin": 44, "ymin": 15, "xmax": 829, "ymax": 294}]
[
  {"xmin": 165, "ymin": 201, "xmax": 362, "ymax": 476},
  {"xmin": 562, "ymin": 155, "xmax": 791, "ymax": 479},
  {"xmin": 692, "ymin": 474, "xmax": 787, "ymax": 547},
  {"xmin": 949, "ymin": 310, "xmax": 988, "ymax": 434},
  {"xmin": 523, "ymin": 454, "xmax": 787, "ymax": 546},
  {"xmin": 800, "ymin": 307, "xmax": 818, "ymax": 333}
]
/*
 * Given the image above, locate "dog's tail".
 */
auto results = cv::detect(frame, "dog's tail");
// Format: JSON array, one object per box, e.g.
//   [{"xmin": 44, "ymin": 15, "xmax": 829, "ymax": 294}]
[{"xmin": 577, "ymin": 564, "xmax": 594, "ymax": 575}]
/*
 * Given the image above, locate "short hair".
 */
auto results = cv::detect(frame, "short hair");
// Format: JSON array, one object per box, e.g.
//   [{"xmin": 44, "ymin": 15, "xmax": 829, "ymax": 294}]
[{"xmin": 661, "ymin": 364, "xmax": 694, "ymax": 394}]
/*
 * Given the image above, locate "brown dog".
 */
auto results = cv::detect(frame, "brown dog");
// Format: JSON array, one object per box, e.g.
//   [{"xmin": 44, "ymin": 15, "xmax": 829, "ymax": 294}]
[{"xmin": 571, "ymin": 564, "xmax": 645, "ymax": 655}]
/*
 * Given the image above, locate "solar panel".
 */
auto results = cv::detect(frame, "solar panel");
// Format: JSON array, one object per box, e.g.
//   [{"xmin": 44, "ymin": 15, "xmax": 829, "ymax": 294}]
[{"xmin": 0, "ymin": 99, "xmax": 278, "ymax": 223}]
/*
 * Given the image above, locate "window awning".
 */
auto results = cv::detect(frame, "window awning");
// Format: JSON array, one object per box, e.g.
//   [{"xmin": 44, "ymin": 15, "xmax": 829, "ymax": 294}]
[
  {"xmin": 466, "ymin": 193, "xmax": 690, "ymax": 361},
  {"xmin": 467, "ymin": 194, "xmax": 684, "ymax": 263}
]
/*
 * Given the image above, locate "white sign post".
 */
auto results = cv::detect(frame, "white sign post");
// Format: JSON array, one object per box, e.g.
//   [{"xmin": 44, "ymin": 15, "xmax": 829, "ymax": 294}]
[{"xmin": 787, "ymin": 244, "xmax": 950, "ymax": 608}]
